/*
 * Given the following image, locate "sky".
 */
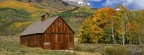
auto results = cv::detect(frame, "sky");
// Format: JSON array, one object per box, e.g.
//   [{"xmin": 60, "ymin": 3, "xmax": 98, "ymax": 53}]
[{"xmin": 87, "ymin": 0, "xmax": 144, "ymax": 10}]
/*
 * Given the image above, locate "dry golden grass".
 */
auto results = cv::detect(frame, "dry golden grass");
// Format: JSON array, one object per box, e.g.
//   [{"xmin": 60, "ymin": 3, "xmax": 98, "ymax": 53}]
[
  {"xmin": 1, "ymin": 36, "xmax": 142, "ymax": 55},
  {"xmin": 0, "ymin": 36, "xmax": 103, "ymax": 55},
  {"xmin": 0, "ymin": 36, "xmax": 73, "ymax": 55}
]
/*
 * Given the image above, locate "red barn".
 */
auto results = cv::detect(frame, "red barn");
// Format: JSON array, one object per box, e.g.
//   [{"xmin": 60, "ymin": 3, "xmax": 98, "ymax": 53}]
[{"xmin": 20, "ymin": 13, "xmax": 74, "ymax": 50}]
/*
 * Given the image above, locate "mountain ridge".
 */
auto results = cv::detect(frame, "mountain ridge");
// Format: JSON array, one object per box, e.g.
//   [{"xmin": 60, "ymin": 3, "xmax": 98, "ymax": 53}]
[
  {"xmin": 62, "ymin": 0, "xmax": 91, "ymax": 8},
  {"xmin": 17, "ymin": 0, "xmax": 91, "ymax": 8}
]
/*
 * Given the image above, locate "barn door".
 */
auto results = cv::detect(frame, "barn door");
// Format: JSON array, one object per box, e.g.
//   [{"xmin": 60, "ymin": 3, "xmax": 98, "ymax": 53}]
[
  {"xmin": 50, "ymin": 34, "xmax": 59, "ymax": 50},
  {"xmin": 58, "ymin": 34, "xmax": 64, "ymax": 49},
  {"xmin": 54, "ymin": 34, "xmax": 64, "ymax": 50},
  {"xmin": 50, "ymin": 34, "xmax": 67, "ymax": 50},
  {"xmin": 54, "ymin": 34, "xmax": 59, "ymax": 49}
]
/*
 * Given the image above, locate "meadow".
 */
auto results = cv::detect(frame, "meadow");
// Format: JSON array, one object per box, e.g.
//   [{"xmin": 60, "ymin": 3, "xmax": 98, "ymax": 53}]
[
  {"xmin": 0, "ymin": 36, "xmax": 74, "ymax": 55},
  {"xmin": 0, "ymin": 36, "xmax": 144, "ymax": 55}
]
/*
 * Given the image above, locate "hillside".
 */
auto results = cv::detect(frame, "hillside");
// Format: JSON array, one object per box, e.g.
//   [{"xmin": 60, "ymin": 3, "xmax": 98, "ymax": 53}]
[
  {"xmin": 0, "ymin": 0, "xmax": 95, "ymax": 36},
  {"xmin": 17, "ymin": 0, "xmax": 73, "ymax": 10},
  {"xmin": 62, "ymin": 0, "xmax": 91, "ymax": 7},
  {"xmin": 18, "ymin": 0, "xmax": 91, "ymax": 8}
]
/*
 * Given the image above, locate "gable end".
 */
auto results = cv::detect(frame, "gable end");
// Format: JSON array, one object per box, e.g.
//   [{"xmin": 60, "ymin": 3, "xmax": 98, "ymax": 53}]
[{"xmin": 44, "ymin": 16, "xmax": 75, "ymax": 34}]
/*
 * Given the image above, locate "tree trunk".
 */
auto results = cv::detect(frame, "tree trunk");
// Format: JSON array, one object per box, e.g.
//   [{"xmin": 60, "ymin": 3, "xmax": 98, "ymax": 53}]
[
  {"xmin": 122, "ymin": 21, "xmax": 125, "ymax": 45},
  {"xmin": 139, "ymin": 28, "xmax": 142, "ymax": 45},
  {"xmin": 122, "ymin": 29, "xmax": 125, "ymax": 45},
  {"xmin": 125, "ymin": 13, "xmax": 128, "ymax": 44},
  {"xmin": 111, "ymin": 17, "xmax": 116, "ymax": 44}
]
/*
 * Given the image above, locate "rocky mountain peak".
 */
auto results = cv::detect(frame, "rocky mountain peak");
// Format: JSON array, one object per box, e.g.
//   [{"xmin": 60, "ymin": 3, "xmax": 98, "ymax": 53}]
[{"xmin": 62, "ymin": 0, "xmax": 91, "ymax": 7}]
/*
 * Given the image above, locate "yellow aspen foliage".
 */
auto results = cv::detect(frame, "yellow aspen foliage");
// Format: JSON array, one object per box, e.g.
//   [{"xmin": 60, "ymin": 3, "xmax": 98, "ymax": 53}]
[
  {"xmin": 0, "ymin": 1, "xmax": 39, "ymax": 12},
  {"xmin": 73, "ymin": 6, "xmax": 95, "ymax": 13},
  {"xmin": 117, "ymin": 30, "xmax": 122, "ymax": 35},
  {"xmin": 79, "ymin": 17, "xmax": 93, "ymax": 43},
  {"xmin": 92, "ymin": 7, "xmax": 110, "ymax": 25},
  {"xmin": 9, "ymin": 21, "xmax": 32, "ymax": 33},
  {"xmin": 130, "ymin": 21, "xmax": 137, "ymax": 34},
  {"xmin": 79, "ymin": 4, "xmax": 144, "ymax": 44},
  {"xmin": 79, "ymin": 7, "xmax": 116, "ymax": 43},
  {"xmin": 127, "ymin": 22, "xmax": 131, "ymax": 27},
  {"xmin": 0, "ymin": 0, "xmax": 50, "ymax": 22}
]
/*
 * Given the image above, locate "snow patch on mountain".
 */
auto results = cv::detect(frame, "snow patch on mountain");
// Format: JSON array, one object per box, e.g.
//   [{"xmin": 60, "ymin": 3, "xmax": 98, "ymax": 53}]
[{"xmin": 62, "ymin": 0, "xmax": 91, "ymax": 7}]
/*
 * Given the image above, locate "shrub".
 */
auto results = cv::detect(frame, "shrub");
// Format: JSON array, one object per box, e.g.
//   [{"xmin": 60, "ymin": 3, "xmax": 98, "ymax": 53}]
[
  {"xmin": 115, "ymin": 46, "xmax": 129, "ymax": 55},
  {"xmin": 74, "ymin": 45, "xmax": 82, "ymax": 51},
  {"xmin": 103, "ymin": 46, "xmax": 129, "ymax": 55},
  {"xmin": 103, "ymin": 46, "xmax": 116, "ymax": 55},
  {"xmin": 86, "ymin": 47, "xmax": 95, "ymax": 52}
]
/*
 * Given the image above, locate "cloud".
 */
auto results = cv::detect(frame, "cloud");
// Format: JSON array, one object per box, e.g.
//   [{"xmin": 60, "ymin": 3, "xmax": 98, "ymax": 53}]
[
  {"xmin": 102, "ymin": 0, "xmax": 125, "ymax": 7},
  {"xmin": 102, "ymin": 0, "xmax": 144, "ymax": 10},
  {"xmin": 123, "ymin": 0, "xmax": 144, "ymax": 10},
  {"xmin": 87, "ymin": 0, "xmax": 102, "ymax": 2}
]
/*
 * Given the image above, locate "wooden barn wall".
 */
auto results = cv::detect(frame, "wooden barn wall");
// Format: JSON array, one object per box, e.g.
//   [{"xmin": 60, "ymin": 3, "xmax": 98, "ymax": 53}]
[
  {"xmin": 43, "ymin": 34, "xmax": 50, "ymax": 49},
  {"xmin": 20, "ymin": 34, "xmax": 44, "ymax": 48},
  {"xmin": 20, "ymin": 36, "xmax": 28, "ymax": 46},
  {"xmin": 43, "ymin": 33, "xmax": 74, "ymax": 50},
  {"xmin": 43, "ymin": 17, "xmax": 74, "ymax": 50},
  {"xmin": 48, "ymin": 34, "xmax": 69, "ymax": 50},
  {"xmin": 68, "ymin": 34, "xmax": 74, "ymax": 49},
  {"xmin": 45, "ymin": 17, "xmax": 73, "ymax": 34}
]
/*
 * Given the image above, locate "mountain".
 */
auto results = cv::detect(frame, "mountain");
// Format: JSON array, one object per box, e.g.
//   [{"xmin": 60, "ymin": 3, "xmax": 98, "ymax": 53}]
[
  {"xmin": 17, "ymin": 0, "xmax": 72, "ymax": 10},
  {"xmin": 18, "ymin": 0, "xmax": 91, "ymax": 8},
  {"xmin": 0, "ymin": 0, "xmax": 94, "ymax": 35},
  {"xmin": 62, "ymin": 0, "xmax": 91, "ymax": 7}
]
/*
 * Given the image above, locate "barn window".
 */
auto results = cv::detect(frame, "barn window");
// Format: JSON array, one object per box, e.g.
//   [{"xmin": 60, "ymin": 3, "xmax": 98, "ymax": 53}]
[{"xmin": 58, "ymin": 22, "xmax": 61, "ymax": 26}]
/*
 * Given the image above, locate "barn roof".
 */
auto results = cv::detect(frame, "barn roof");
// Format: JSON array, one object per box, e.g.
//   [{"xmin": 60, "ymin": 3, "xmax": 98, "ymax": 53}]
[{"xmin": 20, "ymin": 16, "xmax": 59, "ymax": 36}]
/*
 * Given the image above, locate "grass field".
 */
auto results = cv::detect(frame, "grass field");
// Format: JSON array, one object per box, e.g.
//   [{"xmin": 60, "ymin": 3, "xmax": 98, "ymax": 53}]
[
  {"xmin": 74, "ymin": 38, "xmax": 144, "ymax": 55},
  {"xmin": 0, "ymin": 36, "xmax": 74, "ymax": 55},
  {"xmin": 0, "ymin": 36, "xmax": 144, "ymax": 55}
]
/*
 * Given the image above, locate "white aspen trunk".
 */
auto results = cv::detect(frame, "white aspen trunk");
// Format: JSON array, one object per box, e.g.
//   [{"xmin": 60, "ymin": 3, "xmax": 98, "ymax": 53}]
[
  {"xmin": 125, "ymin": 13, "xmax": 128, "ymax": 44},
  {"xmin": 122, "ymin": 21, "xmax": 125, "ymax": 45},
  {"xmin": 111, "ymin": 17, "xmax": 116, "ymax": 44},
  {"xmin": 139, "ymin": 29, "xmax": 142, "ymax": 45},
  {"xmin": 122, "ymin": 30, "xmax": 125, "ymax": 45}
]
